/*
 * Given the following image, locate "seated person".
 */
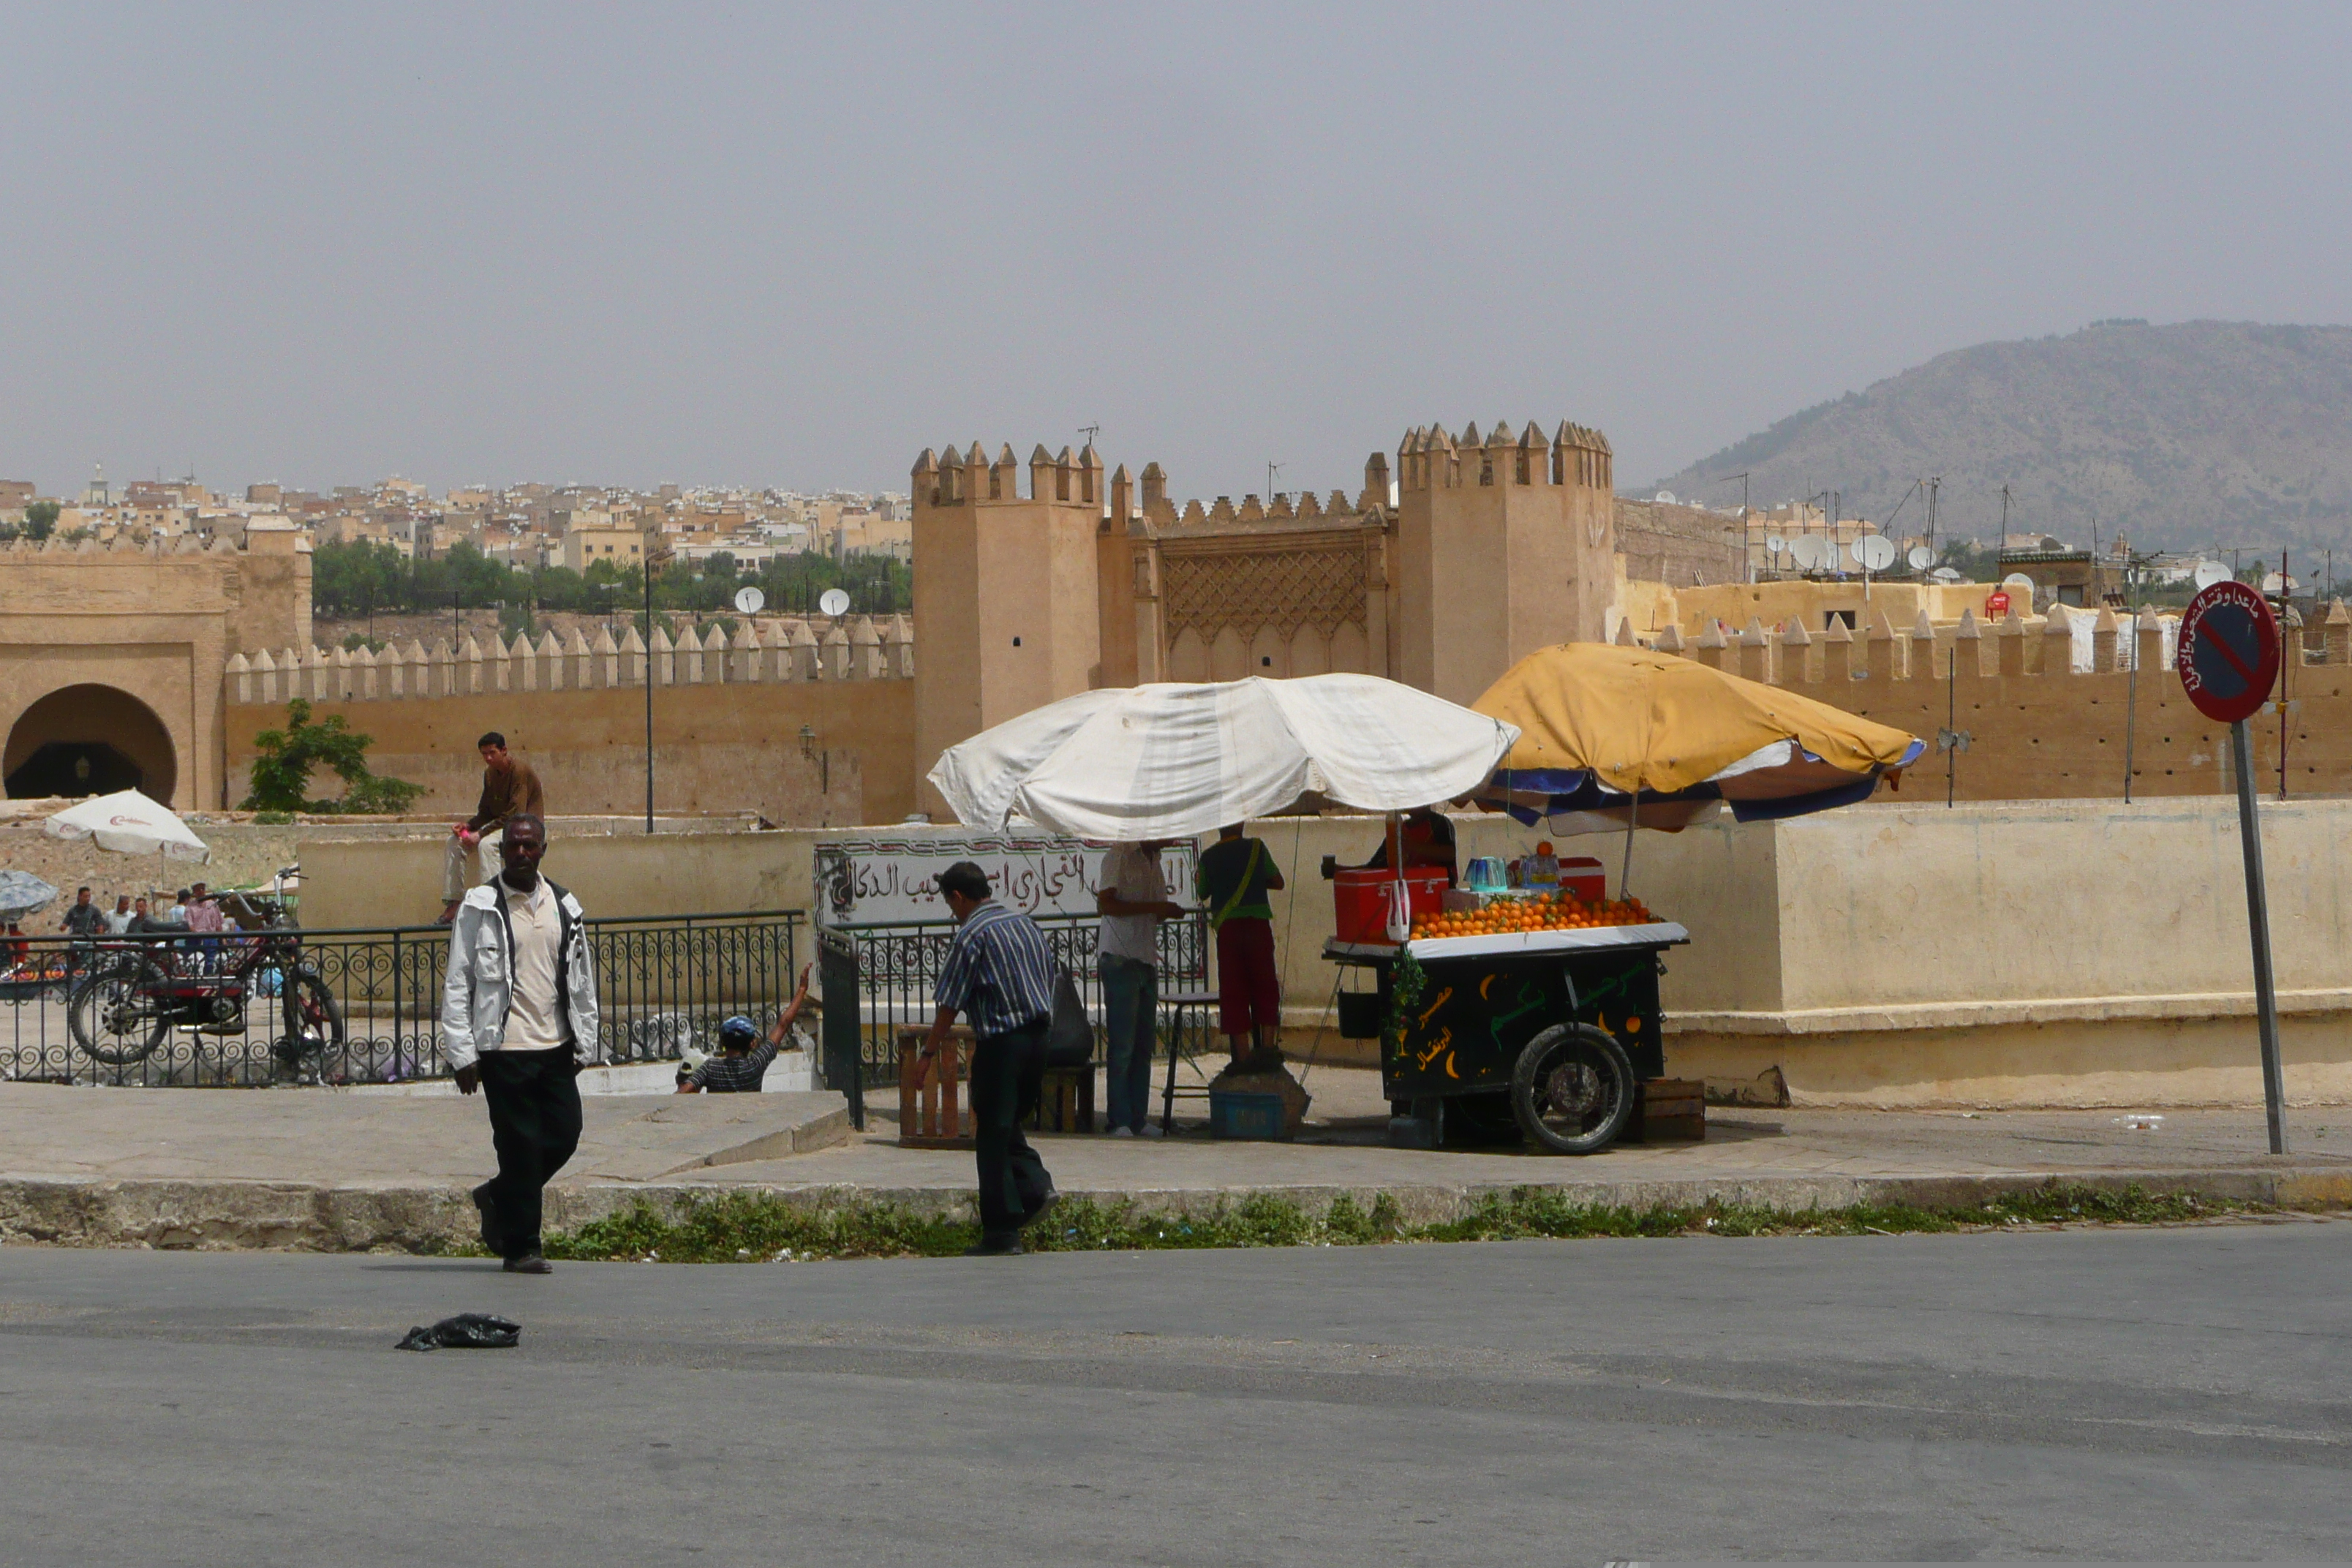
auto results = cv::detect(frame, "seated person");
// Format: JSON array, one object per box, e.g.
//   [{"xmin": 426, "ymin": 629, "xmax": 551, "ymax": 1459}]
[
  {"xmin": 1358, "ymin": 805, "xmax": 1460, "ymax": 887},
  {"xmin": 676, "ymin": 965, "xmax": 814, "ymax": 1093}
]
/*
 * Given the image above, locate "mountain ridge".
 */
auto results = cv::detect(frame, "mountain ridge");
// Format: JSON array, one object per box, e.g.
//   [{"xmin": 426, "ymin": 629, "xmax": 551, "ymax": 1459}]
[{"xmin": 1654, "ymin": 320, "xmax": 2352, "ymax": 555}]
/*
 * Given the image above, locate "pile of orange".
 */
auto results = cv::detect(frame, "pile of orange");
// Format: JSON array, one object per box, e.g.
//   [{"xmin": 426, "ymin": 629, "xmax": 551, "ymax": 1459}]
[{"xmin": 1410, "ymin": 892, "xmax": 1656, "ymax": 942}]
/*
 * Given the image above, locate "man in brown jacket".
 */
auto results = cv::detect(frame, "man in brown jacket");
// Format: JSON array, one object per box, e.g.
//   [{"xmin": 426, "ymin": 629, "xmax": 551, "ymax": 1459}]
[{"xmin": 440, "ymin": 731, "xmax": 545, "ymax": 924}]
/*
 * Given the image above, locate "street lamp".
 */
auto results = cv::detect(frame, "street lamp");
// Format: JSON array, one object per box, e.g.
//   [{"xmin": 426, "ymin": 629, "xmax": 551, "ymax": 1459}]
[{"xmin": 644, "ymin": 543, "xmax": 674, "ymax": 834}]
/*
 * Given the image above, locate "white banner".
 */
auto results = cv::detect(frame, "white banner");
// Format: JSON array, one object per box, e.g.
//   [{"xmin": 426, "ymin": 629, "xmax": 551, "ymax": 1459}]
[{"xmin": 813, "ymin": 834, "xmax": 1196, "ymax": 927}]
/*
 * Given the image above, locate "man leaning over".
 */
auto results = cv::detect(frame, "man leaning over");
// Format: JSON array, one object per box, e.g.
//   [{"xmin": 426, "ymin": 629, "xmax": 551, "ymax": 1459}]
[
  {"xmin": 440, "ymin": 731, "xmax": 544, "ymax": 925},
  {"xmin": 919, "ymin": 862, "xmax": 1058, "ymax": 1257},
  {"xmin": 441, "ymin": 813, "xmax": 600, "ymax": 1274}
]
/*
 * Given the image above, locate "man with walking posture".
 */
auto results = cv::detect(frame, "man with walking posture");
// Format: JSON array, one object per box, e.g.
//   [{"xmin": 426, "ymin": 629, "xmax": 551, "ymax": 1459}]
[
  {"xmin": 439, "ymin": 732, "xmax": 544, "ymax": 924},
  {"xmin": 441, "ymin": 814, "xmax": 599, "ymax": 1274},
  {"xmin": 918, "ymin": 862, "xmax": 1058, "ymax": 1256}
]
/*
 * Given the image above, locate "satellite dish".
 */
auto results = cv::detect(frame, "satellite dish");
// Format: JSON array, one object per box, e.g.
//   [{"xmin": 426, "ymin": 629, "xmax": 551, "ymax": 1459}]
[
  {"xmin": 1907, "ymin": 546, "xmax": 1935, "ymax": 571},
  {"xmin": 733, "ymin": 585, "xmax": 766, "ymax": 615},
  {"xmin": 2191, "ymin": 560, "xmax": 2228, "ymax": 590},
  {"xmin": 1790, "ymin": 535, "xmax": 1828, "ymax": 570},
  {"xmin": 1765, "ymin": 535, "xmax": 1787, "ymax": 557},
  {"xmin": 2262, "ymin": 572, "xmax": 2296, "ymax": 595},
  {"xmin": 818, "ymin": 587, "xmax": 851, "ymax": 618},
  {"xmin": 1655, "ymin": 491, "xmax": 1678, "ymax": 505},
  {"xmin": 1854, "ymin": 536, "xmax": 1897, "ymax": 572}
]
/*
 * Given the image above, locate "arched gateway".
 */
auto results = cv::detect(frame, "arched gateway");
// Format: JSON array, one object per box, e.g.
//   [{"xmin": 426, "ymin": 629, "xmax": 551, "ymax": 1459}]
[{"xmin": 3, "ymin": 685, "xmax": 179, "ymax": 801}]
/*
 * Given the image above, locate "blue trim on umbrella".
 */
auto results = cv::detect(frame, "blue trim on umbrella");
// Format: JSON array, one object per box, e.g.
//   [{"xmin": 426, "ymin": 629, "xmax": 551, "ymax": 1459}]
[{"xmin": 1725, "ymin": 775, "xmax": 1882, "ymax": 821}]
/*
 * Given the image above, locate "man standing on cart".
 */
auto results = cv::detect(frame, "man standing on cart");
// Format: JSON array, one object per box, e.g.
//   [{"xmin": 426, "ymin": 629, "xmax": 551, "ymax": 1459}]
[{"xmin": 1196, "ymin": 822, "xmax": 1286, "ymax": 1070}]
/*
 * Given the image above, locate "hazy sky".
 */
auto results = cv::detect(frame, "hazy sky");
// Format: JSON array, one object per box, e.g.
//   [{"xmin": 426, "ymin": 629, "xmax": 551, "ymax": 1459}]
[{"xmin": 5, "ymin": 2, "xmax": 2349, "ymax": 502}]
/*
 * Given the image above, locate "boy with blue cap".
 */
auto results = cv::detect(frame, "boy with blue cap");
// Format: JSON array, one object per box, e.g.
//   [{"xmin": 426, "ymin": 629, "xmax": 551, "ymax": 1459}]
[{"xmin": 676, "ymin": 965, "xmax": 813, "ymax": 1093}]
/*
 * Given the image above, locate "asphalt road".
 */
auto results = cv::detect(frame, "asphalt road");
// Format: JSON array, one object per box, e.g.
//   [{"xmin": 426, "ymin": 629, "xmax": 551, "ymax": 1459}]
[{"xmin": 3, "ymin": 1221, "xmax": 2348, "ymax": 1565}]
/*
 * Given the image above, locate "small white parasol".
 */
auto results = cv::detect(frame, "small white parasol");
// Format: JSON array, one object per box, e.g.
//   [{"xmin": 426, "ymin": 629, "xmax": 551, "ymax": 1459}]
[{"xmin": 44, "ymin": 789, "xmax": 211, "ymax": 864}]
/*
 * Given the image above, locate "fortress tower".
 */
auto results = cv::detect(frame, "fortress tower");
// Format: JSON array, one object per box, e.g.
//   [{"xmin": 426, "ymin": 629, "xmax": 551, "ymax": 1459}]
[
  {"xmin": 1393, "ymin": 421, "xmax": 1615, "ymax": 704},
  {"xmin": 911, "ymin": 440, "xmax": 1105, "ymax": 814}
]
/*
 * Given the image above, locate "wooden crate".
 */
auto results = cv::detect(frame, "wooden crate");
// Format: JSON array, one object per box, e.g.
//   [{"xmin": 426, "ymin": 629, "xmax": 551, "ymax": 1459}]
[
  {"xmin": 1030, "ymin": 1066, "xmax": 1096, "ymax": 1134},
  {"xmin": 897, "ymin": 1027, "xmax": 974, "ymax": 1149},
  {"xmin": 1632, "ymin": 1077, "xmax": 1705, "ymax": 1143}
]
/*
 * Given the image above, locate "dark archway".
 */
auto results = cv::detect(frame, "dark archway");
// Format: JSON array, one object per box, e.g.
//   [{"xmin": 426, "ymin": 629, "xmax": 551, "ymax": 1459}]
[{"xmin": 3, "ymin": 685, "xmax": 178, "ymax": 802}]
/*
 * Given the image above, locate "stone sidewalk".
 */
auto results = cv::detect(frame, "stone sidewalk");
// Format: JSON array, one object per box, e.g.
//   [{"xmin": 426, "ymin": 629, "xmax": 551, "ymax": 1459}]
[{"xmin": 4, "ymin": 1069, "xmax": 2351, "ymax": 1252}]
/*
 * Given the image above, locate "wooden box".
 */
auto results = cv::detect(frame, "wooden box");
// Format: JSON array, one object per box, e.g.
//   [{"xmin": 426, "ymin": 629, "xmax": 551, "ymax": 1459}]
[
  {"xmin": 897, "ymin": 1027, "xmax": 974, "ymax": 1149},
  {"xmin": 1632, "ymin": 1077, "xmax": 1705, "ymax": 1143}
]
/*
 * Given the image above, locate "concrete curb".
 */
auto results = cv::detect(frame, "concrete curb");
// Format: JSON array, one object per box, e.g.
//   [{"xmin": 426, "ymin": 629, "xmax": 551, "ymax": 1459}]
[{"xmin": 4, "ymin": 1164, "xmax": 2350, "ymax": 1254}]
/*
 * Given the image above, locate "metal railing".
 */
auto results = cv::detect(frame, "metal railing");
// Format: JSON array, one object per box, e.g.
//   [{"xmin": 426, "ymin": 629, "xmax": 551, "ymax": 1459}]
[
  {"xmin": 815, "ymin": 911, "xmax": 1211, "ymax": 1109},
  {"xmin": 0, "ymin": 911, "xmax": 804, "ymax": 1088}
]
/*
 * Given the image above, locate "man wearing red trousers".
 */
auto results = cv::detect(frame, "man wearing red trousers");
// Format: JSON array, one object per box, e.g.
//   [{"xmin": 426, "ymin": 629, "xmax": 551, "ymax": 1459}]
[{"xmin": 1195, "ymin": 822, "xmax": 1286, "ymax": 1070}]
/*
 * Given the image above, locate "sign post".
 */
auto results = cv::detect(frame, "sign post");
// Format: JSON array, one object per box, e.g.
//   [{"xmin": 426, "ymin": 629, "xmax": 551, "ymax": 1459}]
[{"xmin": 2176, "ymin": 580, "xmax": 2287, "ymax": 1153}]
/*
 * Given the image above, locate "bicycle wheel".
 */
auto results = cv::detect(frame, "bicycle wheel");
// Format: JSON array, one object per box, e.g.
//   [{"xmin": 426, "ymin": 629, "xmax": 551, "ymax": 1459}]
[
  {"xmin": 277, "ymin": 967, "xmax": 347, "ymax": 1082},
  {"xmin": 1510, "ymin": 1022, "xmax": 1635, "ymax": 1155},
  {"xmin": 69, "ymin": 954, "xmax": 173, "ymax": 1065}
]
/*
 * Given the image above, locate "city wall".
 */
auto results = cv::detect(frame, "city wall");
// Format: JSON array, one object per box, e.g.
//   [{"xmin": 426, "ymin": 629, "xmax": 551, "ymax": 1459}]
[
  {"xmin": 223, "ymin": 617, "xmax": 916, "ymax": 832},
  {"xmin": 1621, "ymin": 606, "xmax": 2352, "ymax": 800}
]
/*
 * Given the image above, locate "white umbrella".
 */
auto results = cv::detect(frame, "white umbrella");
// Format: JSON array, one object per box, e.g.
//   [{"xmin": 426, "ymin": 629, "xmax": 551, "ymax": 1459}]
[
  {"xmin": 927, "ymin": 674, "xmax": 1520, "ymax": 840},
  {"xmin": 45, "ymin": 789, "xmax": 211, "ymax": 864},
  {"xmin": 0, "ymin": 871, "xmax": 59, "ymax": 920}
]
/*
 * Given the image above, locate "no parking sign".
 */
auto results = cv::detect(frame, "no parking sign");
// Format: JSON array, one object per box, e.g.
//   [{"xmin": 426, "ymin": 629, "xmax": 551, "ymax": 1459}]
[
  {"xmin": 2176, "ymin": 577, "xmax": 2287, "ymax": 1153},
  {"xmin": 2176, "ymin": 580, "xmax": 2280, "ymax": 723}
]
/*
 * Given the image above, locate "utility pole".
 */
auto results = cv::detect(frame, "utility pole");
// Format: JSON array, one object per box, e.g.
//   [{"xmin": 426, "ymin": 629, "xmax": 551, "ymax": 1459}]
[
  {"xmin": 1267, "ymin": 461, "xmax": 1282, "ymax": 502},
  {"xmin": 644, "ymin": 543, "xmax": 674, "ymax": 834}
]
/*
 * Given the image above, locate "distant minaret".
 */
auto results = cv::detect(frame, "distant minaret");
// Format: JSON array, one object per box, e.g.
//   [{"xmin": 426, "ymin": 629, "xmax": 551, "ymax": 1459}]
[{"xmin": 80, "ymin": 464, "xmax": 109, "ymax": 507}]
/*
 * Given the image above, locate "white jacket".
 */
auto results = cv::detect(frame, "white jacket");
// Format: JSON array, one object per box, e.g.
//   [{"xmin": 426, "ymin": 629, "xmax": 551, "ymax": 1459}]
[{"xmin": 440, "ymin": 876, "xmax": 601, "ymax": 1071}]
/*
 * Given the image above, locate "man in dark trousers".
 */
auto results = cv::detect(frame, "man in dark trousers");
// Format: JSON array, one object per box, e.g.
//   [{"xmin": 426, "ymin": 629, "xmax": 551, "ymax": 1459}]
[
  {"xmin": 440, "ymin": 814, "xmax": 600, "ymax": 1274},
  {"xmin": 440, "ymin": 731, "xmax": 545, "ymax": 924},
  {"xmin": 917, "ymin": 862, "xmax": 1058, "ymax": 1257}
]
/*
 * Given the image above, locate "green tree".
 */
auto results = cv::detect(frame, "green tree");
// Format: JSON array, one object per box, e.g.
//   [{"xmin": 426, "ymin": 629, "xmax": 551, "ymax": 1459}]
[
  {"xmin": 240, "ymin": 698, "xmax": 426, "ymax": 815},
  {"xmin": 22, "ymin": 500, "xmax": 59, "ymax": 541}
]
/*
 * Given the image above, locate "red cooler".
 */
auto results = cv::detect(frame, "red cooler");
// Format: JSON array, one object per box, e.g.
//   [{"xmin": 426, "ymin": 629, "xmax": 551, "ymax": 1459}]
[{"xmin": 1333, "ymin": 867, "xmax": 1449, "ymax": 944}]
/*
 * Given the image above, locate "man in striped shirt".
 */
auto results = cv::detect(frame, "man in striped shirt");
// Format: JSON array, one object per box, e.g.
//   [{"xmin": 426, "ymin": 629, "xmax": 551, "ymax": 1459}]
[{"xmin": 921, "ymin": 862, "xmax": 1058, "ymax": 1256}]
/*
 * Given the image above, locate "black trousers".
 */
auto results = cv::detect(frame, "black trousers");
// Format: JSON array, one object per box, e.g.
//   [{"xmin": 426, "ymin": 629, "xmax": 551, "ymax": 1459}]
[
  {"xmin": 968, "ymin": 1022, "xmax": 1052, "ymax": 1238},
  {"xmin": 478, "ymin": 1049, "xmax": 584, "ymax": 1257}
]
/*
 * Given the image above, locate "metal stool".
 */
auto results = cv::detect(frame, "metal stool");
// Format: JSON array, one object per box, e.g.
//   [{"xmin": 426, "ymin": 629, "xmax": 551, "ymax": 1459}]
[{"xmin": 1157, "ymin": 987, "xmax": 1222, "ymax": 1134}]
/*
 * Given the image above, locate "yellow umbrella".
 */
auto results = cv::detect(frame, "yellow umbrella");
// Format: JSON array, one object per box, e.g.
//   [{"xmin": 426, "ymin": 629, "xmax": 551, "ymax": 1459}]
[{"xmin": 1471, "ymin": 642, "xmax": 1925, "ymax": 834}]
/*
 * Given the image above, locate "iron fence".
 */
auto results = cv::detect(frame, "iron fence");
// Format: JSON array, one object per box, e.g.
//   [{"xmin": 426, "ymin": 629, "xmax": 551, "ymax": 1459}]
[
  {"xmin": 0, "ymin": 911, "xmax": 803, "ymax": 1088},
  {"xmin": 816, "ymin": 910, "xmax": 1211, "ymax": 1101}
]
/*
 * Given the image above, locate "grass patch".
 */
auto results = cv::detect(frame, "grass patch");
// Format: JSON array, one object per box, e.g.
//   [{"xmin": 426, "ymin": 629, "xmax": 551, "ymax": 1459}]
[{"xmin": 535, "ymin": 1180, "xmax": 2272, "ymax": 1264}]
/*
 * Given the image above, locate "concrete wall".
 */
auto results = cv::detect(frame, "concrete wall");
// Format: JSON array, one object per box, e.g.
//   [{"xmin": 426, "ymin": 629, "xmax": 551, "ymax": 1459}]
[
  {"xmin": 299, "ymin": 796, "xmax": 2352, "ymax": 1107},
  {"xmin": 1191, "ymin": 801, "xmax": 2352, "ymax": 1109},
  {"xmin": 298, "ymin": 826, "xmax": 823, "ymax": 930}
]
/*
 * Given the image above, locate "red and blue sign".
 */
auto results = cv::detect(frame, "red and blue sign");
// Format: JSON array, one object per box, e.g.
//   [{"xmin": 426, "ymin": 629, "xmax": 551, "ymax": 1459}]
[{"xmin": 2176, "ymin": 579, "xmax": 2280, "ymax": 725}]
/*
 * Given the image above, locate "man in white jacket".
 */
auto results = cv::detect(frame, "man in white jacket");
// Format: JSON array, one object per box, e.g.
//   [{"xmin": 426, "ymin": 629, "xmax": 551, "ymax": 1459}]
[{"xmin": 440, "ymin": 814, "xmax": 600, "ymax": 1274}]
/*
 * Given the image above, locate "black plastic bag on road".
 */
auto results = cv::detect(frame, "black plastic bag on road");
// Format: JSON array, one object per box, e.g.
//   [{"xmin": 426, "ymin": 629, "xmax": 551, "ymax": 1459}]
[{"xmin": 396, "ymin": 1313, "xmax": 522, "ymax": 1352}]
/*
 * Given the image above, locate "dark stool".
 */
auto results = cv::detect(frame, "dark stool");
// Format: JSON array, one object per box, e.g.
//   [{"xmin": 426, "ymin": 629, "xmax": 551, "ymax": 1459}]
[{"xmin": 1030, "ymin": 1062, "xmax": 1096, "ymax": 1133}]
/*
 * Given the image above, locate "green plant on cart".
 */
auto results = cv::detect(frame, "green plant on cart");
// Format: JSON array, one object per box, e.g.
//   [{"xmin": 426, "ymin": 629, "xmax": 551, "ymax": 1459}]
[{"xmin": 1382, "ymin": 948, "xmax": 1427, "ymax": 1056}]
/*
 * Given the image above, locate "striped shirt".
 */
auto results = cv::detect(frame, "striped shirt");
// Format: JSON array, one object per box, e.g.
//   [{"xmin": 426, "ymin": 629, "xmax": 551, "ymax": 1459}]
[
  {"xmin": 934, "ymin": 900, "xmax": 1056, "ymax": 1037},
  {"xmin": 688, "ymin": 1039, "xmax": 779, "ymax": 1093}
]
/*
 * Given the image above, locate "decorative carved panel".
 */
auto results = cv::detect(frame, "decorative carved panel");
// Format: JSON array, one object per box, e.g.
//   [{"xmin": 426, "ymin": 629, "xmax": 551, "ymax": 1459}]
[{"xmin": 1161, "ymin": 542, "xmax": 1368, "ymax": 643}]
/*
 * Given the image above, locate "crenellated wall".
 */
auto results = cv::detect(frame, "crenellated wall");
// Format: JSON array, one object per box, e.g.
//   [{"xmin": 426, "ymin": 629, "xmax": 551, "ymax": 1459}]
[
  {"xmin": 223, "ymin": 614, "xmax": 918, "ymax": 825},
  {"xmin": 1637, "ymin": 602, "xmax": 2352, "ymax": 799}
]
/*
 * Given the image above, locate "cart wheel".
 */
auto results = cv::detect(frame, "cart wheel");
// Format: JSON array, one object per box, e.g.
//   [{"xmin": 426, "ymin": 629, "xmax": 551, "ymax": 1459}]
[{"xmin": 1510, "ymin": 1023, "xmax": 1635, "ymax": 1155}]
